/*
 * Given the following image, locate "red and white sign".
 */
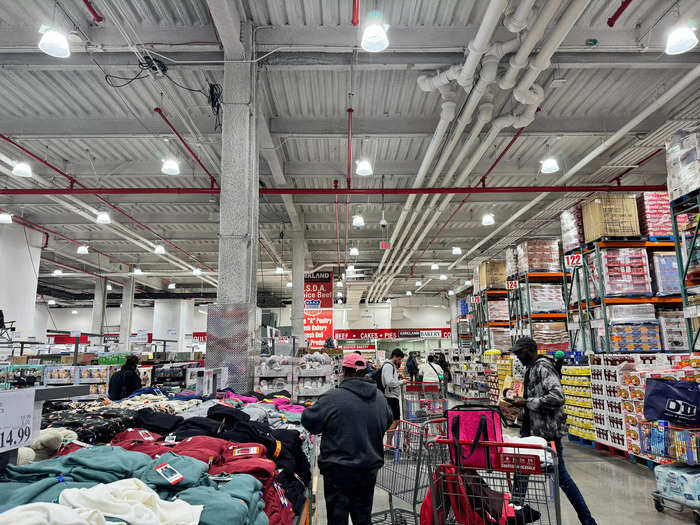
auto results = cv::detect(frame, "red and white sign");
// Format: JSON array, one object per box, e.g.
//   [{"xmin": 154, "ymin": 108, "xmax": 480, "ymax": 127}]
[
  {"xmin": 564, "ymin": 253, "xmax": 582, "ymax": 269},
  {"xmin": 304, "ymin": 308, "xmax": 334, "ymax": 348},
  {"xmin": 506, "ymin": 280, "xmax": 518, "ymax": 290},
  {"xmin": 494, "ymin": 452, "xmax": 542, "ymax": 474},
  {"xmin": 334, "ymin": 328, "xmax": 451, "ymax": 340},
  {"xmin": 343, "ymin": 343, "xmax": 376, "ymax": 351},
  {"xmin": 192, "ymin": 332, "xmax": 207, "ymax": 343},
  {"xmin": 304, "ymin": 271, "xmax": 334, "ymax": 309},
  {"xmin": 470, "ymin": 296, "xmax": 481, "ymax": 304},
  {"xmin": 380, "ymin": 241, "xmax": 391, "ymax": 250}
]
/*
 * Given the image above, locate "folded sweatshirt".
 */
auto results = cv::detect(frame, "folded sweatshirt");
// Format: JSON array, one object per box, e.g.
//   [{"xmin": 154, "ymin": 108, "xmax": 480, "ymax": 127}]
[
  {"xmin": 0, "ymin": 478, "xmax": 96, "ymax": 513},
  {"xmin": 220, "ymin": 474, "xmax": 268, "ymax": 525},
  {"xmin": 134, "ymin": 452, "xmax": 212, "ymax": 498},
  {"xmin": 0, "ymin": 502, "xmax": 116, "ymax": 525},
  {"xmin": 177, "ymin": 485, "xmax": 252, "ymax": 525},
  {"xmin": 59, "ymin": 478, "xmax": 201, "ymax": 525}
]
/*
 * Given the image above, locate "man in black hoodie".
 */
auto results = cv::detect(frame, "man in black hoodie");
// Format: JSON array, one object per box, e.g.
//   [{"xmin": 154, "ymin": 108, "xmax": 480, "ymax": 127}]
[
  {"xmin": 108, "ymin": 354, "xmax": 142, "ymax": 401},
  {"xmin": 302, "ymin": 352, "xmax": 393, "ymax": 525}
]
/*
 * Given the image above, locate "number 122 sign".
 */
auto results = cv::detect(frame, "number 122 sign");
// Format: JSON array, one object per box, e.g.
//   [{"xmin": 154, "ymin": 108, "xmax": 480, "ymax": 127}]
[{"xmin": 564, "ymin": 254, "xmax": 582, "ymax": 268}]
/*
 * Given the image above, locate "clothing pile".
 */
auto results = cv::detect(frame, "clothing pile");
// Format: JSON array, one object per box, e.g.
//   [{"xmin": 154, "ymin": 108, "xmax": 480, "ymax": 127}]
[{"xmin": 1, "ymin": 388, "xmax": 313, "ymax": 525}]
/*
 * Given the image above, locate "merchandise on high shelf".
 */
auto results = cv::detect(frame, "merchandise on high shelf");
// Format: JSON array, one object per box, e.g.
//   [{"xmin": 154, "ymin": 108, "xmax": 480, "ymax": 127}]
[
  {"xmin": 666, "ymin": 128, "xmax": 700, "ymax": 201},
  {"xmin": 516, "ymin": 239, "xmax": 561, "ymax": 273},
  {"xmin": 522, "ymin": 283, "xmax": 566, "ymax": 314},
  {"xmin": 637, "ymin": 192, "xmax": 688, "ymax": 238},
  {"xmin": 652, "ymin": 252, "xmax": 682, "ymax": 296},
  {"xmin": 532, "ymin": 322, "xmax": 569, "ymax": 353},
  {"xmin": 562, "ymin": 365, "xmax": 594, "ymax": 441},
  {"xmin": 582, "ymin": 193, "xmax": 641, "ymax": 243},
  {"xmin": 488, "ymin": 327, "xmax": 511, "ymax": 350},
  {"xmin": 658, "ymin": 311, "xmax": 689, "ymax": 352},
  {"xmin": 560, "ymin": 205, "xmax": 584, "ymax": 253},
  {"xmin": 585, "ymin": 248, "xmax": 652, "ymax": 298},
  {"xmin": 487, "ymin": 300, "xmax": 509, "ymax": 321},
  {"xmin": 477, "ymin": 260, "xmax": 506, "ymax": 291},
  {"xmin": 505, "ymin": 246, "xmax": 518, "ymax": 278},
  {"xmin": 680, "ymin": 213, "xmax": 700, "ymax": 282}
]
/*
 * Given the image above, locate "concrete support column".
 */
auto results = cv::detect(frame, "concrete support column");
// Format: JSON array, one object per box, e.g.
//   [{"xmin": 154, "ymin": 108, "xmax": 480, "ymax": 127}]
[
  {"xmin": 119, "ymin": 276, "xmax": 135, "ymax": 353},
  {"xmin": 153, "ymin": 299, "xmax": 194, "ymax": 353},
  {"xmin": 33, "ymin": 303, "xmax": 49, "ymax": 342},
  {"xmin": 91, "ymin": 279, "xmax": 106, "ymax": 335},
  {"xmin": 217, "ymin": 55, "xmax": 258, "ymax": 305},
  {"xmin": 449, "ymin": 294, "xmax": 459, "ymax": 348},
  {"xmin": 0, "ymin": 224, "xmax": 42, "ymax": 338},
  {"xmin": 291, "ymin": 224, "xmax": 305, "ymax": 344}
]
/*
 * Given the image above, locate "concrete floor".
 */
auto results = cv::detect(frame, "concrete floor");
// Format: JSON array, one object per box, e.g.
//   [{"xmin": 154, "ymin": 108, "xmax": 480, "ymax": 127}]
[{"xmin": 312, "ymin": 441, "xmax": 693, "ymax": 525}]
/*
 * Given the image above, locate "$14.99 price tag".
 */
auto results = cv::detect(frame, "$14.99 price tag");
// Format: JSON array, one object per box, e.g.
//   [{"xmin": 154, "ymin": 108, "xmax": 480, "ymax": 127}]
[{"xmin": 0, "ymin": 389, "xmax": 35, "ymax": 453}]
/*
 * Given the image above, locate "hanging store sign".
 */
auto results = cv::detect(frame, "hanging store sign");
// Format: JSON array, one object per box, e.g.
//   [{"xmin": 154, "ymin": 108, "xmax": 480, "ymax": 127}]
[
  {"xmin": 380, "ymin": 241, "xmax": 391, "ymax": 250},
  {"xmin": 506, "ymin": 280, "xmax": 518, "ymax": 290},
  {"xmin": 564, "ymin": 254, "xmax": 583, "ymax": 269},
  {"xmin": 334, "ymin": 328, "xmax": 451, "ymax": 340},
  {"xmin": 343, "ymin": 343, "xmax": 376, "ymax": 351},
  {"xmin": 47, "ymin": 334, "xmax": 90, "ymax": 345},
  {"xmin": 470, "ymin": 296, "xmax": 481, "ymax": 304},
  {"xmin": 304, "ymin": 271, "xmax": 334, "ymax": 309},
  {"xmin": 303, "ymin": 309, "xmax": 334, "ymax": 348}
]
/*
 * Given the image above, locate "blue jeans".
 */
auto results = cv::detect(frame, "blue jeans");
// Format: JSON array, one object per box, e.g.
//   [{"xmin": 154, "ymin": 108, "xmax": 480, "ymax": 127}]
[{"xmin": 513, "ymin": 438, "xmax": 597, "ymax": 525}]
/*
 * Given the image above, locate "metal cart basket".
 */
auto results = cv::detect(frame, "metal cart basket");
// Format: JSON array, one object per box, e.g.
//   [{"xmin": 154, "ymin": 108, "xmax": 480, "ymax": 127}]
[
  {"xmin": 402, "ymin": 381, "xmax": 448, "ymax": 422},
  {"xmin": 424, "ymin": 438, "xmax": 562, "ymax": 525}
]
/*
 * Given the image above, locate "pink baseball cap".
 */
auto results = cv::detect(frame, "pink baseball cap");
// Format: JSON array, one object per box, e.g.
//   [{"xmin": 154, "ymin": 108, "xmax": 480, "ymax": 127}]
[{"xmin": 342, "ymin": 352, "xmax": 367, "ymax": 371}]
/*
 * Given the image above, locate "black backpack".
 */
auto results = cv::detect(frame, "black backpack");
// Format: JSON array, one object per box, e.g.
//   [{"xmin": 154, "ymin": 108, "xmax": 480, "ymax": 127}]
[{"xmin": 372, "ymin": 362, "xmax": 391, "ymax": 393}]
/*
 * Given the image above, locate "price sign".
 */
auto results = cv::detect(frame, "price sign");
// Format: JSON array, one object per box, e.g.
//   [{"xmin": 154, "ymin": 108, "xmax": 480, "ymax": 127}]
[
  {"xmin": 0, "ymin": 389, "xmax": 34, "ymax": 453},
  {"xmin": 564, "ymin": 254, "xmax": 582, "ymax": 268},
  {"xmin": 506, "ymin": 280, "xmax": 518, "ymax": 290},
  {"xmin": 470, "ymin": 296, "xmax": 481, "ymax": 304}
]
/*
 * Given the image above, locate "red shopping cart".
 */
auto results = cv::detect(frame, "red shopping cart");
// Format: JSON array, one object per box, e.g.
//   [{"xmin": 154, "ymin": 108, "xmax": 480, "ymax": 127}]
[
  {"xmin": 423, "ymin": 438, "xmax": 561, "ymax": 525},
  {"xmin": 373, "ymin": 419, "xmax": 447, "ymax": 525},
  {"xmin": 402, "ymin": 381, "xmax": 448, "ymax": 422}
]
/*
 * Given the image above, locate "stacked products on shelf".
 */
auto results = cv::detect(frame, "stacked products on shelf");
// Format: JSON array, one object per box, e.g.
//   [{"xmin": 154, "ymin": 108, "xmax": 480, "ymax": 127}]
[
  {"xmin": 487, "ymin": 327, "xmax": 512, "ymax": 350},
  {"xmin": 522, "ymin": 283, "xmax": 566, "ymax": 314},
  {"xmin": 637, "ymin": 191, "xmax": 688, "ymax": 238},
  {"xmin": 532, "ymin": 322, "xmax": 569, "ymax": 353},
  {"xmin": 562, "ymin": 365, "xmax": 594, "ymax": 441},
  {"xmin": 658, "ymin": 311, "xmax": 690, "ymax": 352},
  {"xmin": 505, "ymin": 247, "xmax": 517, "ymax": 278},
  {"xmin": 254, "ymin": 354, "xmax": 336, "ymax": 402},
  {"xmin": 666, "ymin": 128, "xmax": 700, "ymax": 201},
  {"xmin": 652, "ymin": 252, "xmax": 682, "ymax": 295},
  {"xmin": 590, "ymin": 354, "xmax": 633, "ymax": 450},
  {"xmin": 605, "ymin": 304, "xmax": 662, "ymax": 353},
  {"xmin": 0, "ymin": 364, "xmax": 44, "ymax": 389},
  {"xmin": 560, "ymin": 205, "xmax": 584, "ymax": 253},
  {"xmin": 585, "ymin": 248, "xmax": 653, "ymax": 297},
  {"xmin": 516, "ymin": 239, "xmax": 561, "ymax": 273},
  {"xmin": 43, "ymin": 365, "xmax": 113, "ymax": 399},
  {"xmin": 487, "ymin": 300, "xmax": 509, "ymax": 321},
  {"xmin": 582, "ymin": 193, "xmax": 640, "ymax": 243},
  {"xmin": 476, "ymin": 260, "xmax": 506, "ymax": 292},
  {"xmin": 681, "ymin": 212, "xmax": 700, "ymax": 281}
]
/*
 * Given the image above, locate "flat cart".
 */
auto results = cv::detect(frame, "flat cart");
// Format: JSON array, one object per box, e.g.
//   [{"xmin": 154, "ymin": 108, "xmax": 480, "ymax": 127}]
[
  {"xmin": 373, "ymin": 418, "xmax": 447, "ymax": 525},
  {"xmin": 401, "ymin": 381, "xmax": 448, "ymax": 422},
  {"xmin": 424, "ymin": 438, "xmax": 562, "ymax": 525},
  {"xmin": 652, "ymin": 491, "xmax": 700, "ymax": 524}
]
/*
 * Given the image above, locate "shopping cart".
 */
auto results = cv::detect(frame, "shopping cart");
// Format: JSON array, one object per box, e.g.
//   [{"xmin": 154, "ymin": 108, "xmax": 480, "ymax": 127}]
[
  {"xmin": 373, "ymin": 418, "xmax": 447, "ymax": 525},
  {"xmin": 402, "ymin": 381, "xmax": 448, "ymax": 422},
  {"xmin": 424, "ymin": 438, "xmax": 561, "ymax": 525}
]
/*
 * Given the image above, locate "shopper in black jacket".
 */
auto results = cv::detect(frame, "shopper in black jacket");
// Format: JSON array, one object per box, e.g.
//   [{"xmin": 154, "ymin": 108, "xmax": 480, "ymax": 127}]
[
  {"xmin": 302, "ymin": 352, "xmax": 393, "ymax": 525},
  {"xmin": 108, "ymin": 355, "xmax": 142, "ymax": 400}
]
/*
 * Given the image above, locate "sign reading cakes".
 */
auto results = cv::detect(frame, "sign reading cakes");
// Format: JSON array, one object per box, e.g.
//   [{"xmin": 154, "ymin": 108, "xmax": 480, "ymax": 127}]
[{"xmin": 304, "ymin": 271, "xmax": 334, "ymax": 347}]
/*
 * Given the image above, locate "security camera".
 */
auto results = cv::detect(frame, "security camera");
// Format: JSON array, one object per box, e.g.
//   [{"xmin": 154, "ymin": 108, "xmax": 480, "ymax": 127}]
[{"xmin": 379, "ymin": 218, "xmax": 388, "ymax": 228}]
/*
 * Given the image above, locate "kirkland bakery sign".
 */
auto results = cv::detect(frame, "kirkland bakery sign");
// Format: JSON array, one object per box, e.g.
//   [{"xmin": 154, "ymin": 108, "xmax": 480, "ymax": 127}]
[
  {"xmin": 304, "ymin": 271, "xmax": 334, "ymax": 309},
  {"xmin": 334, "ymin": 328, "xmax": 451, "ymax": 340}
]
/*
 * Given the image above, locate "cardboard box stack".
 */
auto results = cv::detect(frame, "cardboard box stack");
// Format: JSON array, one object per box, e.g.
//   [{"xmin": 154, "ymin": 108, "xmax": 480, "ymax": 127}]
[
  {"xmin": 582, "ymin": 194, "xmax": 640, "ymax": 243},
  {"xmin": 560, "ymin": 205, "xmax": 584, "ymax": 253},
  {"xmin": 478, "ymin": 260, "xmax": 506, "ymax": 290},
  {"xmin": 637, "ymin": 191, "xmax": 688, "ymax": 238},
  {"xmin": 562, "ymin": 365, "xmax": 595, "ymax": 441},
  {"xmin": 532, "ymin": 322, "xmax": 569, "ymax": 353},
  {"xmin": 488, "ymin": 327, "xmax": 511, "ymax": 350},
  {"xmin": 666, "ymin": 128, "xmax": 700, "ymax": 201},
  {"xmin": 487, "ymin": 300, "xmax": 509, "ymax": 321},
  {"xmin": 590, "ymin": 354, "xmax": 635, "ymax": 450},
  {"xmin": 505, "ymin": 247, "xmax": 518, "ymax": 278},
  {"xmin": 516, "ymin": 239, "xmax": 561, "ymax": 273},
  {"xmin": 585, "ymin": 248, "xmax": 652, "ymax": 298},
  {"xmin": 652, "ymin": 252, "xmax": 682, "ymax": 296},
  {"xmin": 523, "ymin": 283, "xmax": 566, "ymax": 314}
]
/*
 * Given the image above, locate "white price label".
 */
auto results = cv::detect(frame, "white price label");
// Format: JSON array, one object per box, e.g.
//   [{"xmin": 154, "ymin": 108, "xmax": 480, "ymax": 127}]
[
  {"xmin": 506, "ymin": 280, "xmax": 518, "ymax": 290},
  {"xmin": 564, "ymin": 254, "xmax": 583, "ymax": 268},
  {"xmin": 0, "ymin": 389, "xmax": 34, "ymax": 453},
  {"xmin": 590, "ymin": 319, "xmax": 604, "ymax": 329},
  {"xmin": 684, "ymin": 306, "xmax": 698, "ymax": 319},
  {"xmin": 470, "ymin": 296, "xmax": 481, "ymax": 304}
]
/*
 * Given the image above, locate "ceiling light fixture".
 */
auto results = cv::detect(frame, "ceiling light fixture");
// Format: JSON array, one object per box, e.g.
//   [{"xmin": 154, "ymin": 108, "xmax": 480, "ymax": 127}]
[
  {"xmin": 431, "ymin": 263, "xmax": 439, "ymax": 270},
  {"xmin": 337, "ymin": 299, "xmax": 343, "ymax": 304},
  {"xmin": 76, "ymin": 245, "xmax": 89, "ymax": 255},
  {"xmin": 464, "ymin": 280, "xmax": 472, "ymax": 287},
  {"xmin": 406, "ymin": 290, "xmax": 412, "ymax": 296},
  {"xmin": 337, "ymin": 292, "xmax": 343, "ymax": 297},
  {"xmin": 286, "ymin": 281, "xmax": 293, "ymax": 288},
  {"xmin": 38, "ymin": 28, "xmax": 71, "ymax": 58},
  {"xmin": 161, "ymin": 158, "xmax": 180, "ymax": 175},
  {"xmin": 355, "ymin": 159, "xmax": 373, "ymax": 176},
  {"xmin": 275, "ymin": 266, "xmax": 284, "ymax": 274},
  {"xmin": 666, "ymin": 25, "xmax": 698, "ymax": 55},
  {"xmin": 106, "ymin": 284, "xmax": 113, "ymax": 291},
  {"xmin": 361, "ymin": 10, "xmax": 390, "ymax": 52},
  {"xmin": 448, "ymin": 290, "xmax": 455, "ymax": 296},
  {"xmin": 95, "ymin": 212, "xmax": 111, "ymax": 224},
  {"xmin": 482, "ymin": 213, "xmax": 495, "ymax": 226},
  {"xmin": 452, "ymin": 246, "xmax": 462, "ymax": 255},
  {"xmin": 337, "ymin": 281, "xmax": 343, "ymax": 287},
  {"xmin": 415, "ymin": 281, "xmax": 422, "ymax": 287},
  {"xmin": 347, "ymin": 265, "xmax": 355, "ymax": 272},
  {"xmin": 0, "ymin": 212, "xmax": 13, "ymax": 224},
  {"xmin": 439, "ymin": 274, "xmax": 448, "ymax": 280},
  {"xmin": 386, "ymin": 298, "xmax": 391, "ymax": 304},
  {"xmin": 154, "ymin": 245, "xmax": 165, "ymax": 255},
  {"xmin": 540, "ymin": 156, "xmax": 560, "ymax": 174},
  {"xmin": 47, "ymin": 299, "xmax": 56, "ymax": 306},
  {"xmin": 349, "ymin": 247, "xmax": 360, "ymax": 256},
  {"xmin": 71, "ymin": 309, "xmax": 78, "ymax": 315},
  {"xmin": 352, "ymin": 215, "xmax": 365, "ymax": 228},
  {"xmin": 133, "ymin": 268, "xmax": 143, "ymax": 275},
  {"xmin": 192, "ymin": 268, "xmax": 202, "ymax": 276},
  {"xmin": 52, "ymin": 269, "xmax": 63, "ymax": 276},
  {"xmin": 12, "ymin": 162, "xmax": 32, "ymax": 178},
  {"xmin": 168, "ymin": 283, "xmax": 176, "ymax": 289}
]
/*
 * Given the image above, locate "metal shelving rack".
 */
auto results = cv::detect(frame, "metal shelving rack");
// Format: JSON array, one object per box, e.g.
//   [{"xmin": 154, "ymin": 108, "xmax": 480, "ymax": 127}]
[
  {"xmin": 474, "ymin": 289, "xmax": 509, "ymax": 350},
  {"xmin": 670, "ymin": 189, "xmax": 700, "ymax": 350},
  {"xmin": 507, "ymin": 271, "xmax": 568, "ymax": 343},
  {"xmin": 563, "ymin": 240, "xmax": 682, "ymax": 353}
]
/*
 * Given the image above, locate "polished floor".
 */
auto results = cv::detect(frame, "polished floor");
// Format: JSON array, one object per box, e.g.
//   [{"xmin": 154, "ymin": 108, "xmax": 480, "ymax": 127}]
[{"xmin": 312, "ymin": 441, "xmax": 693, "ymax": 525}]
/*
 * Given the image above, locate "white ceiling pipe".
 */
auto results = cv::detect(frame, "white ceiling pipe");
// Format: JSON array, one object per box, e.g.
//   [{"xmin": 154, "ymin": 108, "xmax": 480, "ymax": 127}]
[
  {"xmin": 417, "ymin": 65, "xmax": 461, "ymax": 92},
  {"xmin": 374, "ymin": 90, "xmax": 543, "ymax": 302},
  {"xmin": 514, "ymin": 0, "xmax": 590, "ymax": 104},
  {"xmin": 365, "ymin": 89, "xmax": 457, "ymax": 301},
  {"xmin": 450, "ymin": 62, "xmax": 700, "ymax": 272},
  {"xmin": 40, "ymin": 271, "xmax": 219, "ymax": 278},
  {"xmin": 456, "ymin": 0, "xmax": 509, "ymax": 89},
  {"xmin": 500, "ymin": 0, "xmax": 563, "ymax": 90},
  {"xmin": 504, "ymin": 0, "xmax": 539, "ymax": 33}
]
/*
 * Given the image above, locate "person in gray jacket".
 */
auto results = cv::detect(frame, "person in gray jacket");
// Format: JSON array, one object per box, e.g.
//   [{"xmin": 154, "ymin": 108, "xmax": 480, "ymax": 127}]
[
  {"xmin": 302, "ymin": 352, "xmax": 393, "ymax": 525},
  {"xmin": 381, "ymin": 348, "xmax": 406, "ymax": 444}
]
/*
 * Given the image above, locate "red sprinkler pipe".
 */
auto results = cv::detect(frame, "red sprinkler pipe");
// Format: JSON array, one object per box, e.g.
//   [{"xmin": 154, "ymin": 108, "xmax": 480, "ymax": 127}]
[
  {"xmin": 334, "ymin": 180, "xmax": 342, "ymax": 276},
  {"xmin": 345, "ymin": 108, "xmax": 353, "ymax": 266},
  {"xmin": 352, "ymin": 0, "xmax": 359, "ymax": 26},
  {"xmin": 0, "ymin": 134, "xmax": 215, "ymax": 273},
  {"xmin": 154, "ymin": 108, "xmax": 219, "ymax": 189},
  {"xmin": 607, "ymin": 0, "xmax": 633, "ymax": 27},
  {"xmin": 81, "ymin": 0, "xmax": 104, "ymax": 23}
]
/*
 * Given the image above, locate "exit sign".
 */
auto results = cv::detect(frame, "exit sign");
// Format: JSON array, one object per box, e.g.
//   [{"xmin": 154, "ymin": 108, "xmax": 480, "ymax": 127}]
[{"xmin": 380, "ymin": 241, "xmax": 391, "ymax": 250}]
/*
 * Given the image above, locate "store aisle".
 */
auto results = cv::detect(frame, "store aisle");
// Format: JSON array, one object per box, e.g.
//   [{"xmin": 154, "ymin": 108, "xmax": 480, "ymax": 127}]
[{"xmin": 313, "ymin": 441, "xmax": 687, "ymax": 525}]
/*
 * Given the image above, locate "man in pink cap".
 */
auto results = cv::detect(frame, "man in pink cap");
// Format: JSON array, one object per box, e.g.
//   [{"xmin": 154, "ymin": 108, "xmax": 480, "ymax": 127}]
[{"xmin": 302, "ymin": 352, "xmax": 393, "ymax": 525}]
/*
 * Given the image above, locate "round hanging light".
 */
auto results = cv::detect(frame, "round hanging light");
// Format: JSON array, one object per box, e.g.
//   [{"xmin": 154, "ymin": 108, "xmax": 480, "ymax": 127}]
[
  {"xmin": 95, "ymin": 212, "xmax": 111, "ymax": 224},
  {"xmin": 349, "ymin": 247, "xmax": 360, "ymax": 256},
  {"xmin": 406, "ymin": 290, "xmax": 412, "ymax": 296},
  {"xmin": 76, "ymin": 245, "xmax": 89, "ymax": 255},
  {"xmin": 540, "ymin": 157, "xmax": 560, "ymax": 174},
  {"xmin": 415, "ymin": 281, "xmax": 422, "ymax": 287},
  {"xmin": 0, "ymin": 212, "xmax": 13, "ymax": 224},
  {"xmin": 133, "ymin": 268, "xmax": 143, "ymax": 275},
  {"xmin": 439, "ymin": 274, "xmax": 448, "ymax": 281},
  {"xmin": 352, "ymin": 215, "xmax": 365, "ymax": 228},
  {"xmin": 168, "ymin": 283, "xmax": 176, "ymax": 289},
  {"xmin": 355, "ymin": 159, "xmax": 373, "ymax": 176},
  {"xmin": 38, "ymin": 29, "xmax": 71, "ymax": 58},
  {"xmin": 106, "ymin": 284, "xmax": 113, "ymax": 291},
  {"xmin": 431, "ymin": 263, "xmax": 439, "ymax": 271},
  {"xmin": 154, "ymin": 244, "xmax": 165, "ymax": 255},
  {"xmin": 448, "ymin": 290, "xmax": 455, "ymax": 296},
  {"xmin": 482, "ymin": 213, "xmax": 495, "ymax": 226},
  {"xmin": 161, "ymin": 158, "xmax": 180, "ymax": 175},
  {"xmin": 665, "ymin": 25, "xmax": 698, "ymax": 55},
  {"xmin": 48, "ymin": 299, "xmax": 56, "ymax": 306},
  {"xmin": 286, "ymin": 281, "xmax": 293, "ymax": 288},
  {"xmin": 52, "ymin": 269, "xmax": 63, "ymax": 276},
  {"xmin": 11, "ymin": 162, "xmax": 32, "ymax": 178},
  {"xmin": 192, "ymin": 268, "xmax": 202, "ymax": 276},
  {"xmin": 452, "ymin": 246, "xmax": 462, "ymax": 255},
  {"xmin": 275, "ymin": 266, "xmax": 284, "ymax": 274},
  {"xmin": 361, "ymin": 11, "xmax": 390, "ymax": 52}
]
